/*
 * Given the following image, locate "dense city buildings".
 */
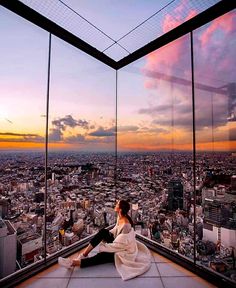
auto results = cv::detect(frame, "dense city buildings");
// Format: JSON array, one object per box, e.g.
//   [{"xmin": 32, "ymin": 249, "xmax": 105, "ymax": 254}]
[
  {"xmin": 0, "ymin": 218, "xmax": 17, "ymax": 278},
  {"xmin": 0, "ymin": 151, "xmax": 235, "ymax": 281}
]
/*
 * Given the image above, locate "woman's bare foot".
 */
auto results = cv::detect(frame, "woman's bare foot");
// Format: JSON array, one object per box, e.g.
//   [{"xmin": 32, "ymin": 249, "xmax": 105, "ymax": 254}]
[
  {"xmin": 72, "ymin": 259, "xmax": 81, "ymax": 266},
  {"xmin": 58, "ymin": 257, "xmax": 73, "ymax": 268}
]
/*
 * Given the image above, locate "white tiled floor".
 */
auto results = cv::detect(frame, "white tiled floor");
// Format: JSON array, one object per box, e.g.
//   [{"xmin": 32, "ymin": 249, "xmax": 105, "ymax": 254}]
[{"xmin": 17, "ymin": 248, "xmax": 216, "ymax": 288}]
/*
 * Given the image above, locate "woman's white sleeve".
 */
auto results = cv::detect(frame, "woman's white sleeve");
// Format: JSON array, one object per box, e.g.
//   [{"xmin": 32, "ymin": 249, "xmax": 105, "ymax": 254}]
[
  {"xmin": 109, "ymin": 224, "xmax": 117, "ymax": 236},
  {"xmin": 99, "ymin": 234, "xmax": 128, "ymax": 253},
  {"xmin": 99, "ymin": 241, "xmax": 127, "ymax": 253}
]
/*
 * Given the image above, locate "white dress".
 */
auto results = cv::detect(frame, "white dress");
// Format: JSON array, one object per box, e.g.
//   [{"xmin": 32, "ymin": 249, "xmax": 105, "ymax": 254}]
[{"xmin": 99, "ymin": 222, "xmax": 152, "ymax": 280}]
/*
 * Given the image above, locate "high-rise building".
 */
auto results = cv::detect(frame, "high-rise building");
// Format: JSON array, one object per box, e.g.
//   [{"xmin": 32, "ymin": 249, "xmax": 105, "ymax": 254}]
[
  {"xmin": 0, "ymin": 218, "xmax": 17, "ymax": 278},
  {"xmin": 0, "ymin": 199, "xmax": 9, "ymax": 219},
  {"xmin": 204, "ymin": 196, "xmax": 236, "ymax": 229},
  {"xmin": 204, "ymin": 199, "xmax": 222, "ymax": 225},
  {"xmin": 167, "ymin": 179, "xmax": 183, "ymax": 211},
  {"xmin": 231, "ymin": 175, "xmax": 236, "ymax": 193}
]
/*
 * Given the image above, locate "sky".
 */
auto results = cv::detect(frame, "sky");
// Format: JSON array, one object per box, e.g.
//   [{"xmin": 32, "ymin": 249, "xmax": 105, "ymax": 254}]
[{"xmin": 0, "ymin": 1, "xmax": 235, "ymax": 152}]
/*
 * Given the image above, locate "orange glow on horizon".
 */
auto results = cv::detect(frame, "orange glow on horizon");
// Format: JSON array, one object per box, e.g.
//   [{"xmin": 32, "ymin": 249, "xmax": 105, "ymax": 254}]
[
  {"xmin": 0, "ymin": 139, "xmax": 235, "ymax": 152},
  {"xmin": 118, "ymin": 140, "xmax": 236, "ymax": 152},
  {"xmin": 0, "ymin": 142, "xmax": 71, "ymax": 150}
]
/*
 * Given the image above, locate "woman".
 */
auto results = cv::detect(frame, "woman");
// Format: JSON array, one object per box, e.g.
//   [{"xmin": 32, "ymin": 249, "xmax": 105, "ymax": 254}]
[{"xmin": 58, "ymin": 199, "xmax": 151, "ymax": 280}]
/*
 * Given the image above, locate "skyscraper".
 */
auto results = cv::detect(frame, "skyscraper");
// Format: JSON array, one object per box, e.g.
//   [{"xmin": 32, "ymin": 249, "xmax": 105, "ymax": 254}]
[
  {"xmin": 0, "ymin": 199, "xmax": 9, "ymax": 219},
  {"xmin": 0, "ymin": 218, "xmax": 17, "ymax": 278},
  {"xmin": 167, "ymin": 179, "xmax": 184, "ymax": 211}
]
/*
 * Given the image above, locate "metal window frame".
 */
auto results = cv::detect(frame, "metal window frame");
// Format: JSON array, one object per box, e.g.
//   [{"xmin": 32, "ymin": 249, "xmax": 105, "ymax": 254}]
[{"xmin": 0, "ymin": 0, "xmax": 235, "ymax": 70}]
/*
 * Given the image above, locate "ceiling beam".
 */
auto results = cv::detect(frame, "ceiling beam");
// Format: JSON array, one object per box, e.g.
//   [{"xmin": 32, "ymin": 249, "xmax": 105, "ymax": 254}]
[
  {"xmin": 116, "ymin": 0, "xmax": 236, "ymax": 69},
  {"xmin": 1, "ymin": 0, "xmax": 235, "ymax": 70},
  {"xmin": 0, "ymin": 0, "xmax": 117, "ymax": 69}
]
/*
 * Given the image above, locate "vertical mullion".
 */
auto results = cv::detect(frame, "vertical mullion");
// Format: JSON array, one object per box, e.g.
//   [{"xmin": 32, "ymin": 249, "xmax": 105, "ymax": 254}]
[
  {"xmin": 190, "ymin": 31, "xmax": 197, "ymax": 266},
  {"xmin": 115, "ymin": 70, "xmax": 118, "ymax": 201},
  {"xmin": 44, "ymin": 32, "xmax": 52, "ymax": 262}
]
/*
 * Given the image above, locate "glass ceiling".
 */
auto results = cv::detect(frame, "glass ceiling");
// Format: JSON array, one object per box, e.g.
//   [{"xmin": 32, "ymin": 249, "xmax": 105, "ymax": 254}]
[{"xmin": 19, "ymin": 0, "xmax": 220, "ymax": 61}]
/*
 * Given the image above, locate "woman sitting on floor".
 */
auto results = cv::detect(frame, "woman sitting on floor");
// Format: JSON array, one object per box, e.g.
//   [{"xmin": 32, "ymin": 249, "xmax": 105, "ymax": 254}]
[{"xmin": 58, "ymin": 199, "xmax": 151, "ymax": 281}]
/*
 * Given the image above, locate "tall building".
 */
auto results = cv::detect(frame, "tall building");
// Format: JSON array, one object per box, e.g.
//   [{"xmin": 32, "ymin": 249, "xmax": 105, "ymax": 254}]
[
  {"xmin": 203, "ymin": 197, "xmax": 236, "ymax": 247},
  {"xmin": 0, "ymin": 218, "xmax": 17, "ymax": 278},
  {"xmin": 204, "ymin": 199, "xmax": 222, "ymax": 225},
  {"xmin": 167, "ymin": 179, "xmax": 183, "ymax": 211},
  {"xmin": 0, "ymin": 199, "xmax": 9, "ymax": 219},
  {"xmin": 231, "ymin": 175, "xmax": 236, "ymax": 193}
]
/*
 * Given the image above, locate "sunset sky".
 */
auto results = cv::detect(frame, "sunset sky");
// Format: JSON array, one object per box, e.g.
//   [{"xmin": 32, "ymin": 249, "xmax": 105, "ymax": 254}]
[{"xmin": 0, "ymin": 1, "xmax": 235, "ymax": 152}]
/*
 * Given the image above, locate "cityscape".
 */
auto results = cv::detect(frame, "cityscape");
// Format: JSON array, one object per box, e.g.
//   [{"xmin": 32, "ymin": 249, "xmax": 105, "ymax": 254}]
[{"xmin": 0, "ymin": 150, "xmax": 235, "ymax": 282}]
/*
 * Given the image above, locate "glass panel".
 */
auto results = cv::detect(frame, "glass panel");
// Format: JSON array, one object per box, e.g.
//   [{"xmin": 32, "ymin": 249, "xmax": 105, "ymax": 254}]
[
  {"xmin": 194, "ymin": 10, "xmax": 236, "ymax": 284},
  {"xmin": 47, "ymin": 35, "xmax": 116, "ymax": 254},
  {"xmin": 0, "ymin": 7, "xmax": 48, "ymax": 278},
  {"xmin": 118, "ymin": 34, "xmax": 194, "ymax": 260}
]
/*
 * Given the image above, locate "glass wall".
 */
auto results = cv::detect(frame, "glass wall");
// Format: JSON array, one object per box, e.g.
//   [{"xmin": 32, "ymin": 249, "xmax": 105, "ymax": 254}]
[
  {"xmin": 0, "ymin": 6, "xmax": 117, "ymax": 279},
  {"xmin": 118, "ymin": 34, "xmax": 194, "ymax": 260},
  {"xmin": 194, "ymin": 10, "xmax": 236, "ymax": 282},
  {"xmin": 46, "ymin": 36, "xmax": 116, "ymax": 254},
  {"xmin": 0, "ymin": 7, "xmax": 48, "ymax": 277},
  {"xmin": 117, "ymin": 9, "xmax": 236, "ymax": 285}
]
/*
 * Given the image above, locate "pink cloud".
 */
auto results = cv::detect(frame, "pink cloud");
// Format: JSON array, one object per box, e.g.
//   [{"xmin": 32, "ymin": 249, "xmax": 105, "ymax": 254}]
[
  {"xmin": 143, "ymin": 0, "xmax": 197, "ymax": 85},
  {"xmin": 200, "ymin": 11, "xmax": 236, "ymax": 47},
  {"xmin": 141, "ymin": 2, "xmax": 236, "ymax": 134},
  {"xmin": 143, "ymin": 3, "xmax": 236, "ymax": 90},
  {"xmin": 162, "ymin": 0, "xmax": 198, "ymax": 34}
]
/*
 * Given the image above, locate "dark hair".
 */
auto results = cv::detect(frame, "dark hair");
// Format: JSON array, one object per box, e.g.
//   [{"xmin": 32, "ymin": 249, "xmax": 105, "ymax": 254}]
[{"xmin": 119, "ymin": 200, "xmax": 134, "ymax": 227}]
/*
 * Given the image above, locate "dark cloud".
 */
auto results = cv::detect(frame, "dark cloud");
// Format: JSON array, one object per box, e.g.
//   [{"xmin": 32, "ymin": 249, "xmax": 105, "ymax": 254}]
[
  {"xmin": 0, "ymin": 131, "xmax": 44, "ymax": 143},
  {"xmin": 49, "ymin": 128, "xmax": 63, "ymax": 142},
  {"xmin": 140, "ymin": 93, "xmax": 229, "ymax": 131},
  {"xmin": 52, "ymin": 115, "xmax": 89, "ymax": 131},
  {"xmin": 0, "ymin": 133, "xmax": 44, "ymax": 143},
  {"xmin": 49, "ymin": 115, "xmax": 90, "ymax": 142},
  {"xmin": 0, "ymin": 132, "xmax": 39, "ymax": 137},
  {"xmin": 89, "ymin": 127, "xmax": 115, "ymax": 137}
]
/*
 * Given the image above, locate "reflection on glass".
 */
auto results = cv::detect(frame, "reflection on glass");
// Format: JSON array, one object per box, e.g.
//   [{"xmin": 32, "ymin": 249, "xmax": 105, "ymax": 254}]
[
  {"xmin": 194, "ymin": 10, "xmax": 236, "ymax": 283},
  {"xmin": 46, "ymin": 36, "xmax": 116, "ymax": 254},
  {"xmin": 0, "ymin": 8, "xmax": 48, "ymax": 278},
  {"xmin": 118, "ymin": 34, "xmax": 194, "ymax": 259}
]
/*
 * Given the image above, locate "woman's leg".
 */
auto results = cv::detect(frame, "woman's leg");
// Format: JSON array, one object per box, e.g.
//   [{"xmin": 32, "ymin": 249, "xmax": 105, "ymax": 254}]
[
  {"xmin": 82, "ymin": 244, "xmax": 93, "ymax": 257},
  {"xmin": 59, "ymin": 229, "xmax": 114, "ymax": 268},
  {"xmin": 81, "ymin": 229, "xmax": 114, "ymax": 257},
  {"xmin": 77, "ymin": 252, "xmax": 114, "ymax": 268}
]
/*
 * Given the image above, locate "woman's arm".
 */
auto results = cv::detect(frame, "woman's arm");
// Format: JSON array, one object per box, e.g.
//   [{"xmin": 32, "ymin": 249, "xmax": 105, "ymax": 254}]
[
  {"xmin": 109, "ymin": 224, "xmax": 118, "ymax": 236},
  {"xmin": 99, "ymin": 234, "xmax": 136, "ymax": 253},
  {"xmin": 99, "ymin": 241, "xmax": 127, "ymax": 253}
]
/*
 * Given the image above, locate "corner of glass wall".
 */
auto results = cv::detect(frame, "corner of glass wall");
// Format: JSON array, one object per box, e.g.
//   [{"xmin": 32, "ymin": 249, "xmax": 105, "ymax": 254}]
[
  {"xmin": 193, "ymin": 9, "xmax": 236, "ymax": 284},
  {"xmin": 46, "ymin": 35, "xmax": 117, "ymax": 256},
  {"xmin": 0, "ymin": 6, "xmax": 49, "ymax": 279},
  {"xmin": 117, "ymin": 33, "xmax": 195, "ymax": 262}
]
